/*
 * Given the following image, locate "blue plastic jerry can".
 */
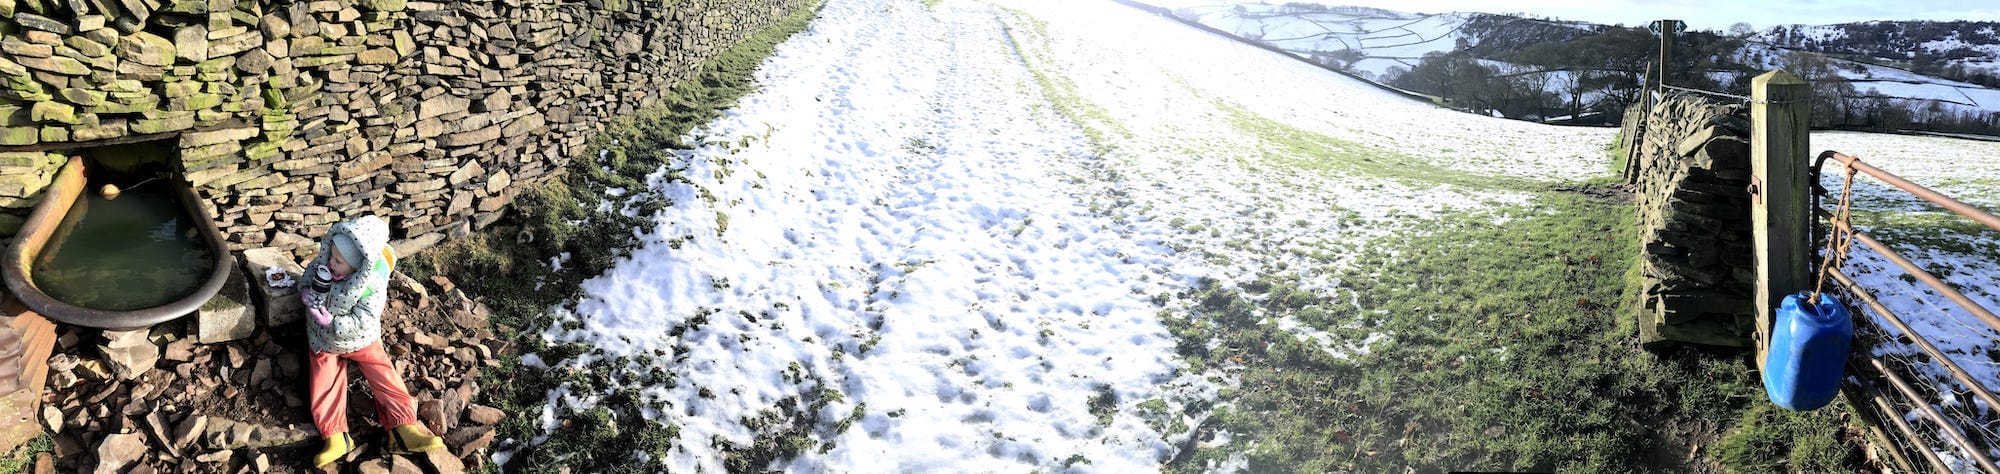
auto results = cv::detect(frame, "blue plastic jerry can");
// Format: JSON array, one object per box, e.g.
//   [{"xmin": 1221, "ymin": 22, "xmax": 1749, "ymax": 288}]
[{"xmin": 1764, "ymin": 292, "xmax": 1854, "ymax": 410}]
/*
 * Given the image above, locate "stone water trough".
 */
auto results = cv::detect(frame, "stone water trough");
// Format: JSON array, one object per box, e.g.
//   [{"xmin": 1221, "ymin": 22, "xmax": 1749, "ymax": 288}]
[
  {"xmin": 2, "ymin": 155, "xmax": 236, "ymax": 330},
  {"xmin": 0, "ymin": 152, "xmax": 248, "ymax": 459}
]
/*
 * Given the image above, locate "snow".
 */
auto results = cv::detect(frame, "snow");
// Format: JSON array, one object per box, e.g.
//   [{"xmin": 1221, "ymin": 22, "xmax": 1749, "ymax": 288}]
[
  {"xmin": 1739, "ymin": 27, "xmax": 2000, "ymax": 115},
  {"xmin": 1188, "ymin": 4, "xmax": 2000, "ymax": 120},
  {"xmin": 1171, "ymin": 2, "xmax": 1469, "ymax": 79},
  {"xmin": 531, "ymin": 0, "xmax": 1209, "ymax": 470},
  {"xmin": 479, "ymin": 0, "xmax": 2000, "ymax": 469},
  {"xmin": 515, "ymin": 0, "xmax": 1607, "ymax": 470}
]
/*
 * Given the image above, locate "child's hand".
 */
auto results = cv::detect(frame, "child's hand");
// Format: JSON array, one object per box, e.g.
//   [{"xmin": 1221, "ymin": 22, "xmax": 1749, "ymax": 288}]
[
  {"xmin": 299, "ymin": 290, "xmax": 333, "ymax": 327},
  {"xmin": 309, "ymin": 305, "xmax": 333, "ymax": 327}
]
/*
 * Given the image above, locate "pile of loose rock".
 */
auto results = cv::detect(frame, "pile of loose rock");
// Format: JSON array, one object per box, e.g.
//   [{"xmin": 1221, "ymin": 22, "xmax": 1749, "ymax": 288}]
[{"xmin": 29, "ymin": 270, "xmax": 510, "ymax": 473}]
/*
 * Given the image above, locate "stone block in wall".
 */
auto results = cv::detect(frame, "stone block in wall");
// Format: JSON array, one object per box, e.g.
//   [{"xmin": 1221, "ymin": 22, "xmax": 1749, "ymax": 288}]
[
  {"xmin": 180, "ymin": 124, "xmax": 258, "ymax": 147},
  {"xmin": 483, "ymin": 168, "xmax": 508, "ymax": 195},
  {"xmin": 64, "ymin": 36, "xmax": 111, "ymax": 59},
  {"xmin": 71, "ymin": 118, "xmax": 126, "ymax": 141},
  {"xmin": 130, "ymin": 113, "xmax": 194, "ymax": 134},
  {"xmin": 446, "ymin": 190, "xmax": 471, "ymax": 215},
  {"xmin": 438, "ymin": 124, "xmax": 496, "ymax": 147},
  {"xmin": 40, "ymin": 126, "xmax": 68, "ymax": 143},
  {"xmin": 175, "ymin": 25, "xmax": 210, "ymax": 63},
  {"xmin": 13, "ymin": 13, "xmax": 73, "ymax": 34},
  {"xmin": 0, "ymin": 167, "xmax": 56, "ymax": 198},
  {"xmin": 57, "ymin": 87, "xmax": 104, "ymax": 106},
  {"xmin": 114, "ymin": 31, "xmax": 175, "ymax": 67},
  {"xmin": 0, "ymin": 189, "xmax": 48, "ymax": 211},
  {"xmin": 211, "ymin": 31, "xmax": 262, "ymax": 58},
  {"xmin": 230, "ymin": 172, "xmax": 284, "ymax": 191},
  {"xmin": 28, "ymin": 101, "xmax": 78, "ymax": 124},
  {"xmin": 446, "ymin": 159, "xmax": 482, "ymax": 186},
  {"xmin": 210, "ymin": 166, "xmax": 269, "ymax": 189},
  {"xmin": 186, "ymin": 163, "xmax": 240, "ymax": 188}
]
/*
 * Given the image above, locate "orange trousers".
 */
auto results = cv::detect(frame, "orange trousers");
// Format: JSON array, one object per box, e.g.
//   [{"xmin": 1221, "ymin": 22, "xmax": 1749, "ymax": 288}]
[{"xmin": 308, "ymin": 341, "xmax": 418, "ymax": 436}]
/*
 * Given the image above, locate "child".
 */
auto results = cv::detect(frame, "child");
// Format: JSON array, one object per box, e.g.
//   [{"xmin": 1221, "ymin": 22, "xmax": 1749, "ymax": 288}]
[{"xmin": 299, "ymin": 215, "xmax": 444, "ymax": 467}]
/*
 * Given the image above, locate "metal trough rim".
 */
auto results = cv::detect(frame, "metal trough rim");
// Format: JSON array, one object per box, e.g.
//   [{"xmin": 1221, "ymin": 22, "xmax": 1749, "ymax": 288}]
[{"xmin": 1, "ymin": 156, "xmax": 235, "ymax": 330}]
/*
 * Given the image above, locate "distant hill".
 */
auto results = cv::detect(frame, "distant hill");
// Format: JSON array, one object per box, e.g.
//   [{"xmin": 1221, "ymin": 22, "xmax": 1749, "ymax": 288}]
[
  {"xmin": 1756, "ymin": 22, "xmax": 2000, "ymax": 89},
  {"xmin": 1163, "ymin": 2, "xmax": 2000, "ymax": 134}
]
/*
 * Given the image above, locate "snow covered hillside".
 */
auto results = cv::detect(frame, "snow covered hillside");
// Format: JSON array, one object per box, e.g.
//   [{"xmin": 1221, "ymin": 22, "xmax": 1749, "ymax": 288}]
[
  {"xmin": 1160, "ymin": 1, "xmax": 2000, "ymax": 126},
  {"xmin": 500, "ymin": 0, "xmax": 2000, "ymax": 470},
  {"xmin": 1166, "ymin": 3, "xmax": 1471, "ymax": 80}
]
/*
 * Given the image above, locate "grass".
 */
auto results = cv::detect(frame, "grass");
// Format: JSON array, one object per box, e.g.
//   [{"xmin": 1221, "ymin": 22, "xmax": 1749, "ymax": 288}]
[
  {"xmin": 1161, "ymin": 186, "xmax": 1860, "ymax": 472},
  {"xmin": 0, "ymin": 434, "xmax": 50, "ymax": 473},
  {"xmin": 997, "ymin": 7, "xmax": 1128, "ymax": 156},
  {"xmin": 403, "ymin": 2, "xmax": 822, "ymax": 472},
  {"xmin": 1219, "ymin": 101, "xmax": 1530, "ymax": 190},
  {"xmin": 990, "ymin": 6, "xmax": 1855, "ymax": 471},
  {"xmin": 1714, "ymin": 402, "xmax": 1858, "ymax": 472},
  {"xmin": 1848, "ymin": 209, "xmax": 2000, "ymax": 260}
]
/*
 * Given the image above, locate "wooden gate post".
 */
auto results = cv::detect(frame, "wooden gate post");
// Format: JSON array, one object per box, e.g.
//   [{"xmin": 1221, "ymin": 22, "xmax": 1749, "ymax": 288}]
[{"xmin": 1751, "ymin": 70, "xmax": 1811, "ymax": 370}]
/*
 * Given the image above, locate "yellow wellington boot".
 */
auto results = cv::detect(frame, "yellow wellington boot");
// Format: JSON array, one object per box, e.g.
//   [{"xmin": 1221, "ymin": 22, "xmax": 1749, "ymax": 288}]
[
  {"xmin": 390, "ymin": 423, "xmax": 445, "ymax": 454},
  {"xmin": 312, "ymin": 432, "xmax": 352, "ymax": 468}
]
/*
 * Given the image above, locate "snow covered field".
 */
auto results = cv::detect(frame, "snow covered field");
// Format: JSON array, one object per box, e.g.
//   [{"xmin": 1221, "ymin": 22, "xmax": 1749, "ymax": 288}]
[
  {"xmin": 508, "ymin": 0, "xmax": 1610, "ymax": 469},
  {"xmin": 503, "ymin": 0, "xmax": 2000, "ymax": 470}
]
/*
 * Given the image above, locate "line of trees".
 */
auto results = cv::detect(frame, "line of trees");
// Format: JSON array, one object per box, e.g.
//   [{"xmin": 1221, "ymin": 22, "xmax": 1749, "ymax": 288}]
[{"xmin": 1367, "ymin": 20, "xmax": 2000, "ymax": 135}]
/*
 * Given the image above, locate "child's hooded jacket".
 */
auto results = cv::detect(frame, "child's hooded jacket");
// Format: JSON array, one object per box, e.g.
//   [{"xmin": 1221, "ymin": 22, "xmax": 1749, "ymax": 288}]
[{"xmin": 304, "ymin": 215, "xmax": 393, "ymax": 354}]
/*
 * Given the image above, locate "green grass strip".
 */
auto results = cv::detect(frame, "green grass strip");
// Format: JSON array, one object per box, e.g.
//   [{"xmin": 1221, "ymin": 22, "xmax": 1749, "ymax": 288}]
[
  {"xmin": 1218, "ymin": 102, "xmax": 1531, "ymax": 190},
  {"xmin": 1162, "ymin": 185, "xmax": 1859, "ymax": 472},
  {"xmin": 997, "ymin": 7, "xmax": 1129, "ymax": 156}
]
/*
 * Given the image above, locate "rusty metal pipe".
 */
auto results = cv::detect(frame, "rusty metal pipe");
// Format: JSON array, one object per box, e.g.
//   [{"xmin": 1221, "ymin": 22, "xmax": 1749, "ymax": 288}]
[
  {"xmin": 1832, "ymin": 221, "xmax": 2000, "ymax": 337},
  {"xmin": 1865, "ymin": 354, "xmax": 2000, "ymax": 473},
  {"xmin": 1820, "ymin": 151, "xmax": 2000, "ymax": 233},
  {"xmin": 1833, "ymin": 269, "xmax": 2000, "ymax": 417},
  {"xmin": 1847, "ymin": 380, "xmax": 1951, "ymax": 473}
]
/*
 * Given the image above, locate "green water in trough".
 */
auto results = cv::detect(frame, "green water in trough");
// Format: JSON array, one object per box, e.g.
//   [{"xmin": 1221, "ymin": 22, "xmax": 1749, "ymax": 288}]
[{"xmin": 31, "ymin": 178, "xmax": 213, "ymax": 311}]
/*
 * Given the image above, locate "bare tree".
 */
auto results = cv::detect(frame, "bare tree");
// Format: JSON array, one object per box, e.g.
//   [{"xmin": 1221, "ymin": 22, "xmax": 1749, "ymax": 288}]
[
  {"xmin": 1552, "ymin": 71, "xmax": 1584, "ymax": 118},
  {"xmin": 1728, "ymin": 22, "xmax": 1756, "ymax": 39},
  {"xmin": 1778, "ymin": 51, "xmax": 1858, "ymax": 127}
]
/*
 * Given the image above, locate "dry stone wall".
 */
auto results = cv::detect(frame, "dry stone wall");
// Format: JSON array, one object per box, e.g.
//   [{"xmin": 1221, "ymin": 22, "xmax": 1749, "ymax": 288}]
[
  {"xmin": 1629, "ymin": 94, "xmax": 1759, "ymax": 348},
  {"xmin": 0, "ymin": 0, "xmax": 811, "ymax": 256}
]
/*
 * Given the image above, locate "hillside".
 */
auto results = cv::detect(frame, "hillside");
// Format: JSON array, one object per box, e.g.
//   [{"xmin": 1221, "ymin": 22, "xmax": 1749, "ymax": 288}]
[
  {"xmin": 1165, "ymin": 2, "xmax": 2000, "ymax": 134},
  {"xmin": 374, "ymin": 0, "xmax": 2000, "ymax": 471},
  {"xmin": 1760, "ymin": 21, "xmax": 2000, "ymax": 82}
]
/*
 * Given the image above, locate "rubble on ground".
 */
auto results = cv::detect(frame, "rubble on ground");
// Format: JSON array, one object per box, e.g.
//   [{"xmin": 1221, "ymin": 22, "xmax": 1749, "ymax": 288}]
[{"xmin": 30, "ymin": 272, "xmax": 510, "ymax": 473}]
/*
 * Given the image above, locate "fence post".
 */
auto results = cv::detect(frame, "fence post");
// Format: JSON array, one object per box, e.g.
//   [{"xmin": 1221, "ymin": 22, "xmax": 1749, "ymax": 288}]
[
  {"xmin": 1751, "ymin": 70, "xmax": 1811, "ymax": 370},
  {"xmin": 1628, "ymin": 20, "xmax": 1678, "ymax": 184}
]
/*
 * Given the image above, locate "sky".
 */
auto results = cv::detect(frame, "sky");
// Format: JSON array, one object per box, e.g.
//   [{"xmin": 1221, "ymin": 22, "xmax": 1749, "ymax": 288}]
[{"xmin": 1145, "ymin": 0, "xmax": 2000, "ymax": 32}]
